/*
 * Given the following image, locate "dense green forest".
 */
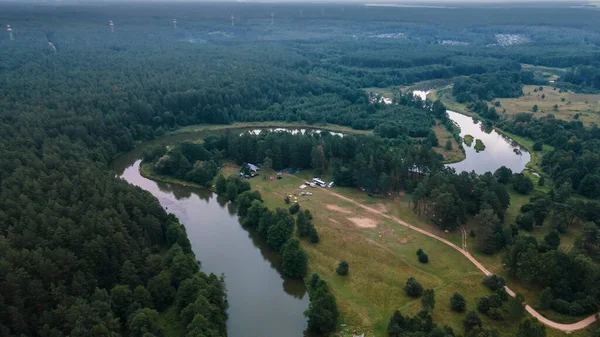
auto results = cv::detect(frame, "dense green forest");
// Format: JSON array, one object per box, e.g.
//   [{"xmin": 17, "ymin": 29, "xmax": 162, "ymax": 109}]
[{"xmin": 2, "ymin": 1, "xmax": 600, "ymax": 336}]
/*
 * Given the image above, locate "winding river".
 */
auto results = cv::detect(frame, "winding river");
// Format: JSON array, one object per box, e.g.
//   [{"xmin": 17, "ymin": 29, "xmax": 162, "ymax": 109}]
[
  {"xmin": 109, "ymin": 102, "xmax": 531, "ymax": 336},
  {"xmin": 413, "ymin": 90, "xmax": 531, "ymax": 174},
  {"xmin": 110, "ymin": 132, "xmax": 309, "ymax": 337}
]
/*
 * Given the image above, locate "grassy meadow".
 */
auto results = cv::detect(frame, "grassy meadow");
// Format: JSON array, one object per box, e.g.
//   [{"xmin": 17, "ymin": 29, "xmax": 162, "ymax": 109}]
[{"xmin": 495, "ymin": 85, "xmax": 600, "ymax": 126}]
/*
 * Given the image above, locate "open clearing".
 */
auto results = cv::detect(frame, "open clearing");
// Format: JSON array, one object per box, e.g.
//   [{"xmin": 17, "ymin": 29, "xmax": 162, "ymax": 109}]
[
  {"xmin": 496, "ymin": 85, "xmax": 600, "ymax": 126},
  {"xmin": 246, "ymin": 168, "xmax": 583, "ymax": 337}
]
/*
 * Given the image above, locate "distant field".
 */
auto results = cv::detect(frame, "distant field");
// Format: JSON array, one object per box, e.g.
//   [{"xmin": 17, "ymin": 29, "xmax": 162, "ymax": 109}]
[
  {"xmin": 496, "ymin": 85, "xmax": 600, "ymax": 126},
  {"xmin": 521, "ymin": 64, "xmax": 567, "ymax": 82}
]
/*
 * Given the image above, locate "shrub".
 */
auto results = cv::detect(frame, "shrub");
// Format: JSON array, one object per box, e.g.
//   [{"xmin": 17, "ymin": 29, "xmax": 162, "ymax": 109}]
[
  {"xmin": 289, "ymin": 203, "xmax": 300, "ymax": 214},
  {"xmin": 539, "ymin": 288, "xmax": 553, "ymax": 310},
  {"xmin": 477, "ymin": 297, "xmax": 490, "ymax": 314},
  {"xmin": 483, "ymin": 275, "xmax": 506, "ymax": 291},
  {"xmin": 284, "ymin": 195, "xmax": 290, "ymax": 204},
  {"xmin": 450, "ymin": 293, "xmax": 466, "ymax": 312},
  {"xmin": 336, "ymin": 261, "xmax": 349, "ymax": 276},
  {"xmin": 488, "ymin": 308, "xmax": 504, "ymax": 321},
  {"xmin": 416, "ymin": 248, "xmax": 424, "ymax": 256},
  {"xmin": 551, "ymin": 299, "xmax": 571, "ymax": 314},
  {"xmin": 463, "ymin": 311, "xmax": 482, "ymax": 332},
  {"xmin": 418, "ymin": 253, "xmax": 429, "ymax": 264},
  {"xmin": 516, "ymin": 212, "xmax": 534, "ymax": 232},
  {"xmin": 532, "ymin": 142, "xmax": 543, "ymax": 151},
  {"xmin": 404, "ymin": 277, "xmax": 423, "ymax": 298}
]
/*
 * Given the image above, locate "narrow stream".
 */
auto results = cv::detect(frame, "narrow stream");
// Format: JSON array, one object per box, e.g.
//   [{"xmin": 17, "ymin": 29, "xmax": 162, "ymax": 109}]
[{"xmin": 110, "ymin": 133, "xmax": 309, "ymax": 337}]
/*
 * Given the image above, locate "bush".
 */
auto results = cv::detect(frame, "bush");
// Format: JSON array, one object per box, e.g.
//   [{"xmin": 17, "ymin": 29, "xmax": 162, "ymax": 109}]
[
  {"xmin": 512, "ymin": 173, "xmax": 534, "ymax": 194},
  {"xmin": 284, "ymin": 195, "xmax": 290, "ymax": 204},
  {"xmin": 404, "ymin": 277, "xmax": 423, "ymax": 298},
  {"xmin": 463, "ymin": 311, "xmax": 482, "ymax": 332},
  {"xmin": 539, "ymin": 288, "xmax": 553, "ymax": 310},
  {"xmin": 532, "ymin": 142, "xmax": 543, "ymax": 152},
  {"xmin": 416, "ymin": 248, "xmax": 424, "ymax": 256},
  {"xmin": 450, "ymin": 293, "xmax": 466, "ymax": 312},
  {"xmin": 309, "ymin": 227, "xmax": 320, "ymax": 244},
  {"xmin": 483, "ymin": 275, "xmax": 506, "ymax": 291},
  {"xmin": 487, "ymin": 308, "xmax": 504, "ymax": 321},
  {"xmin": 418, "ymin": 253, "xmax": 429, "ymax": 264},
  {"xmin": 516, "ymin": 212, "xmax": 534, "ymax": 232},
  {"xmin": 551, "ymin": 299, "xmax": 571, "ymax": 314},
  {"xmin": 336, "ymin": 261, "xmax": 349, "ymax": 276},
  {"xmin": 496, "ymin": 288, "xmax": 509, "ymax": 302},
  {"xmin": 289, "ymin": 203, "xmax": 300, "ymax": 214},
  {"xmin": 477, "ymin": 297, "xmax": 490, "ymax": 314}
]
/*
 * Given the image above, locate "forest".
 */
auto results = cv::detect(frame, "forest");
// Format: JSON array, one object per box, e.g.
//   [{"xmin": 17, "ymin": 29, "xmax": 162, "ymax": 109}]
[{"xmin": 2, "ymin": 1, "xmax": 600, "ymax": 336}]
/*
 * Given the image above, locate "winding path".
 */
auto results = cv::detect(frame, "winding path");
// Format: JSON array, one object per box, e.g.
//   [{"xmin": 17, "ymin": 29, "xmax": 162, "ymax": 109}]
[{"xmin": 325, "ymin": 189, "xmax": 598, "ymax": 333}]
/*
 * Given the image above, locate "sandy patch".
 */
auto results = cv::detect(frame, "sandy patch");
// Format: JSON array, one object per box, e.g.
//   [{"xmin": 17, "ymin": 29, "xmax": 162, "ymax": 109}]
[
  {"xmin": 326, "ymin": 204, "xmax": 351, "ymax": 214},
  {"xmin": 328, "ymin": 218, "xmax": 340, "ymax": 225},
  {"xmin": 399, "ymin": 237, "xmax": 409, "ymax": 244},
  {"xmin": 348, "ymin": 217, "xmax": 378, "ymax": 228}
]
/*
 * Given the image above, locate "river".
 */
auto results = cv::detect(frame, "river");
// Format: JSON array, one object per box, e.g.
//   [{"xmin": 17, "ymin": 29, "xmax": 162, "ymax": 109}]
[
  {"xmin": 110, "ymin": 132, "xmax": 309, "ymax": 337},
  {"xmin": 413, "ymin": 90, "xmax": 531, "ymax": 174}
]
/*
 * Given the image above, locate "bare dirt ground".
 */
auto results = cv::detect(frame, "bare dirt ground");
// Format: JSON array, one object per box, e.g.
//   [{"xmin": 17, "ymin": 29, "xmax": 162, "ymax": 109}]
[
  {"xmin": 348, "ymin": 217, "xmax": 379, "ymax": 228},
  {"xmin": 326, "ymin": 204, "xmax": 352, "ymax": 214}
]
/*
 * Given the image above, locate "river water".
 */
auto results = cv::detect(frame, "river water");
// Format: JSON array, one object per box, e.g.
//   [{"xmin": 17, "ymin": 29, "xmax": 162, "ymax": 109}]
[
  {"xmin": 413, "ymin": 90, "xmax": 530, "ymax": 174},
  {"xmin": 110, "ymin": 132, "xmax": 309, "ymax": 337}
]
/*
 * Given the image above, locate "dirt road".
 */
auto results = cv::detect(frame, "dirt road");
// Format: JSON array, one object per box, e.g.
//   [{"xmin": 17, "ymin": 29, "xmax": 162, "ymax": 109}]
[{"xmin": 326, "ymin": 190, "xmax": 598, "ymax": 333}]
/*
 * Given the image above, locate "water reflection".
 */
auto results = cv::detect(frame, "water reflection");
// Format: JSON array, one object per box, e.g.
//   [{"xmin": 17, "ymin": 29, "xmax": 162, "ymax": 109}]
[
  {"xmin": 446, "ymin": 110, "xmax": 531, "ymax": 174},
  {"xmin": 110, "ymin": 155, "xmax": 309, "ymax": 337},
  {"xmin": 411, "ymin": 90, "xmax": 530, "ymax": 174}
]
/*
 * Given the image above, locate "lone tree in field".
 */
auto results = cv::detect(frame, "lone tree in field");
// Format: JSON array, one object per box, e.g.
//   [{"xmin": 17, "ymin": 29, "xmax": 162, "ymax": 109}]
[
  {"xmin": 417, "ymin": 248, "xmax": 428, "ymax": 263},
  {"xmin": 404, "ymin": 277, "xmax": 423, "ymax": 298},
  {"xmin": 336, "ymin": 261, "xmax": 349, "ymax": 276},
  {"xmin": 450, "ymin": 293, "xmax": 466, "ymax": 312}
]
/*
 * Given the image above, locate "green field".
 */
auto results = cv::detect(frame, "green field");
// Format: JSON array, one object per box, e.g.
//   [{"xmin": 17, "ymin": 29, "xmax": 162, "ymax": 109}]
[{"xmin": 496, "ymin": 85, "xmax": 600, "ymax": 127}]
